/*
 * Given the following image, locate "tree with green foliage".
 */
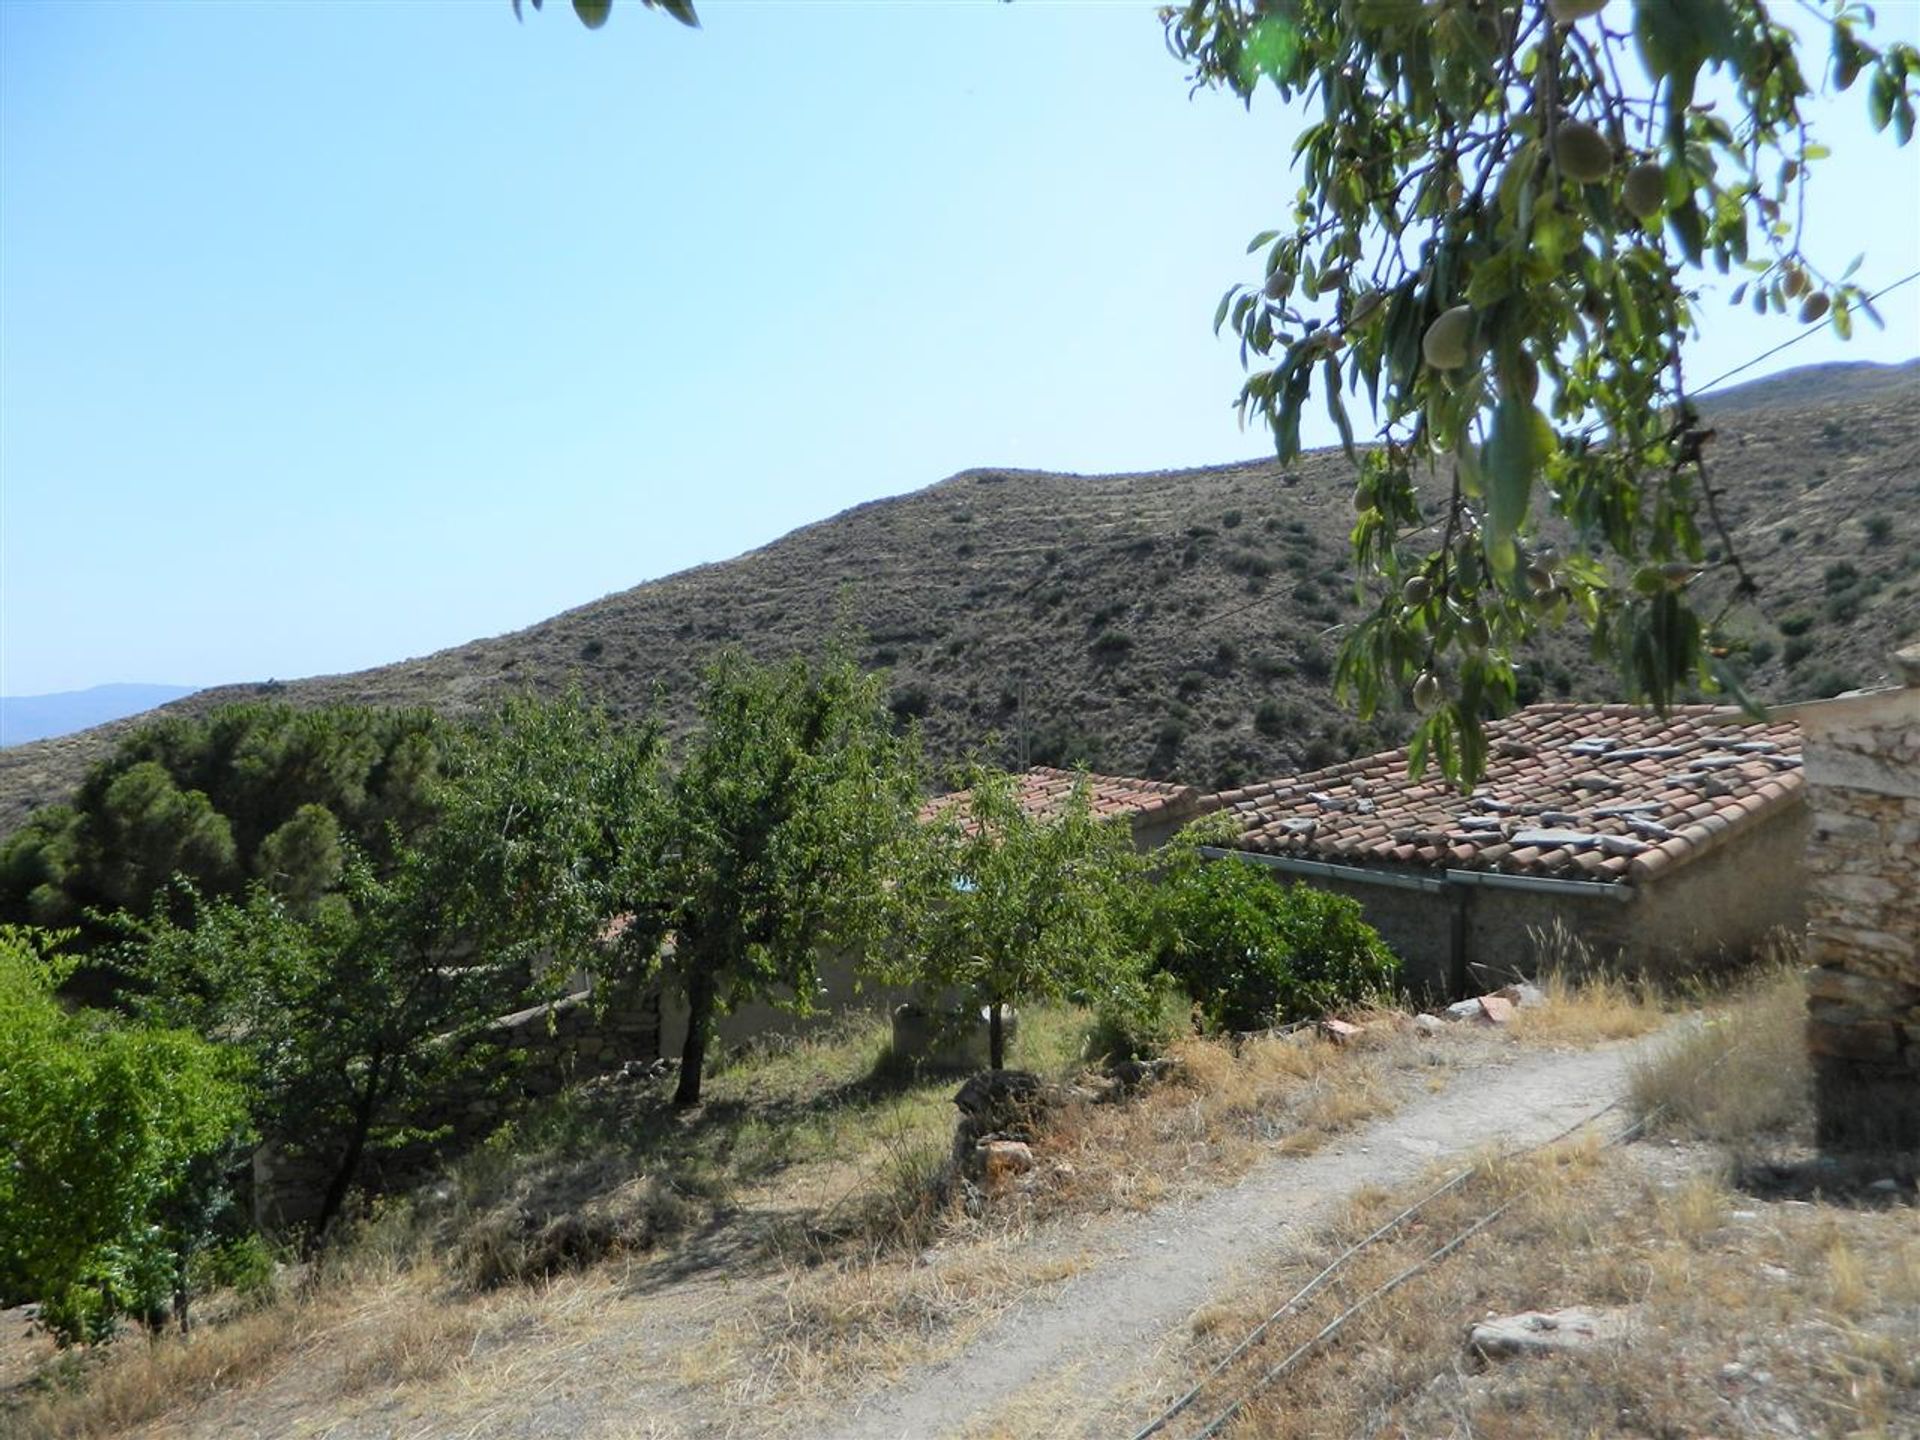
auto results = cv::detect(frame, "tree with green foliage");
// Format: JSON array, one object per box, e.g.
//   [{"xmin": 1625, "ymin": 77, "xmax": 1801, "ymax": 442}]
[
  {"xmin": 0, "ymin": 928, "xmax": 250, "ymax": 1346},
  {"xmin": 610, "ymin": 649, "xmax": 922, "ymax": 1108},
  {"xmin": 0, "ymin": 703, "xmax": 447, "ymax": 951},
  {"xmin": 1139, "ymin": 830, "xmax": 1400, "ymax": 1033},
  {"xmin": 120, "ymin": 695, "xmax": 660, "ymax": 1242},
  {"xmin": 892, "ymin": 769, "xmax": 1145, "ymax": 1070},
  {"xmin": 1163, "ymin": 0, "xmax": 1917, "ymax": 779}
]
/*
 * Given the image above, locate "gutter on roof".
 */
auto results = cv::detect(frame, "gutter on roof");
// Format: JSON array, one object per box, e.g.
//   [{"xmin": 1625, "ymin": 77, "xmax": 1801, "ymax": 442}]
[{"xmin": 1197, "ymin": 846, "xmax": 1636, "ymax": 903}]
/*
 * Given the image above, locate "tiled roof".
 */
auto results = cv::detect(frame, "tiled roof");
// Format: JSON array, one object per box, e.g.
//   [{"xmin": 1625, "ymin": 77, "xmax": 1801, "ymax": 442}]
[
  {"xmin": 1210, "ymin": 704, "xmax": 1804, "ymax": 886},
  {"xmin": 920, "ymin": 766, "xmax": 1211, "ymax": 829}
]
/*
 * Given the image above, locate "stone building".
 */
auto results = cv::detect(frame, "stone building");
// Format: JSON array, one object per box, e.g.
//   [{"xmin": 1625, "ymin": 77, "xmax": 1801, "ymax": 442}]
[
  {"xmin": 1783, "ymin": 644, "xmax": 1920, "ymax": 1152},
  {"xmin": 1204, "ymin": 703, "xmax": 1809, "ymax": 996}
]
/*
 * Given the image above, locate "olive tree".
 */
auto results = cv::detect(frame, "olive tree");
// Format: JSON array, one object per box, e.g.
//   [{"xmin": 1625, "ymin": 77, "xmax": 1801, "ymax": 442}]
[
  {"xmin": 1165, "ymin": 0, "xmax": 1917, "ymax": 778},
  {"xmin": 892, "ymin": 768, "xmax": 1145, "ymax": 1070}
]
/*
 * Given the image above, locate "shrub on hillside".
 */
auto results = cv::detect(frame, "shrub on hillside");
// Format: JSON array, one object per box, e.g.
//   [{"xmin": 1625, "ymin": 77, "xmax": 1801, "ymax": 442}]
[
  {"xmin": 0, "ymin": 927, "xmax": 251, "ymax": 1344},
  {"xmin": 1141, "ymin": 839, "xmax": 1400, "ymax": 1033}
]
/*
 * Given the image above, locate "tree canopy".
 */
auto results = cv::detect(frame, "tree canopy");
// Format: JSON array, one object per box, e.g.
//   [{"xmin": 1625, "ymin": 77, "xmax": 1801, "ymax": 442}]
[
  {"xmin": 1164, "ymin": 0, "xmax": 1917, "ymax": 778},
  {"xmin": 610, "ymin": 647, "xmax": 922, "ymax": 1107},
  {"xmin": 892, "ymin": 768, "xmax": 1145, "ymax": 1070},
  {"xmin": 0, "ymin": 703, "xmax": 446, "ymax": 948},
  {"xmin": 118, "ymin": 694, "xmax": 659, "ymax": 1242},
  {"xmin": 0, "ymin": 928, "xmax": 250, "ymax": 1345}
]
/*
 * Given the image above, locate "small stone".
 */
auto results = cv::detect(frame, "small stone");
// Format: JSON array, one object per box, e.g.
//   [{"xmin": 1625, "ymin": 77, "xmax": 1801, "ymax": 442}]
[
  {"xmin": 1495, "ymin": 982, "xmax": 1548, "ymax": 1009},
  {"xmin": 1414, "ymin": 1013, "xmax": 1446, "ymax": 1037},
  {"xmin": 1321, "ymin": 1018, "xmax": 1363, "ymax": 1044},
  {"xmin": 1445, "ymin": 998, "xmax": 1484, "ymax": 1021},
  {"xmin": 975, "ymin": 1139, "xmax": 1036, "ymax": 1190},
  {"xmin": 1478, "ymin": 995, "xmax": 1515, "ymax": 1025},
  {"xmin": 1867, "ymin": 1177, "xmax": 1900, "ymax": 1194}
]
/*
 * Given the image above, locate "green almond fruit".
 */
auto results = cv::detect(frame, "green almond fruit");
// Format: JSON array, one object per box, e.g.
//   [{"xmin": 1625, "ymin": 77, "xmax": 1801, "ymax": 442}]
[
  {"xmin": 1554, "ymin": 122, "xmax": 1613, "ymax": 185},
  {"xmin": 1421, "ymin": 304, "xmax": 1474, "ymax": 370},
  {"xmin": 1798, "ymin": 292, "xmax": 1831, "ymax": 324},
  {"xmin": 1622, "ymin": 161, "xmax": 1666, "ymax": 220},
  {"xmin": 1402, "ymin": 576, "xmax": 1434, "ymax": 607},
  {"xmin": 1412, "ymin": 672, "xmax": 1444, "ymax": 715}
]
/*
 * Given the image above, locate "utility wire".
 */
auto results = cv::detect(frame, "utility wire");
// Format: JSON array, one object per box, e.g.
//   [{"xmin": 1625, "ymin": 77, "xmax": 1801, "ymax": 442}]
[
  {"xmin": 1690, "ymin": 269, "xmax": 1919, "ymax": 397},
  {"xmin": 1154, "ymin": 1037, "xmax": 1736, "ymax": 1440}
]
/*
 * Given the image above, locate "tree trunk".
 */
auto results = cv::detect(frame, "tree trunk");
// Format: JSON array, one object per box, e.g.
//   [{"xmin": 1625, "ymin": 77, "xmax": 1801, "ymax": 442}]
[
  {"xmin": 312, "ymin": 1066, "xmax": 384, "ymax": 1249},
  {"xmin": 989, "ymin": 1000, "xmax": 1006, "ymax": 1071},
  {"xmin": 674, "ymin": 969, "xmax": 714, "ymax": 1108},
  {"xmin": 172, "ymin": 1250, "xmax": 192, "ymax": 1335}
]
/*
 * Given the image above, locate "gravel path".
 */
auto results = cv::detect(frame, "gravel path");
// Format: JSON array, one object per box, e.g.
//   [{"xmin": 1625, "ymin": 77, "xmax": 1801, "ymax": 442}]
[{"xmin": 825, "ymin": 1035, "xmax": 1664, "ymax": 1440}]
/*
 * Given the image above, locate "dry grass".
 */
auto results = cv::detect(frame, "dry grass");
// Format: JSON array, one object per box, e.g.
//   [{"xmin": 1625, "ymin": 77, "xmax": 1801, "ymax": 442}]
[
  {"xmin": 696, "ymin": 1244, "xmax": 1094, "ymax": 1409},
  {"xmin": 1629, "ymin": 958, "xmax": 1809, "ymax": 1149},
  {"xmin": 1506, "ymin": 969, "xmax": 1666, "ymax": 1047},
  {"xmin": 1111, "ymin": 961, "xmax": 1918, "ymax": 1440},
  {"xmin": 7, "ymin": 1303, "xmax": 315, "ymax": 1440},
  {"xmin": 1124, "ymin": 1137, "xmax": 1918, "ymax": 1440}
]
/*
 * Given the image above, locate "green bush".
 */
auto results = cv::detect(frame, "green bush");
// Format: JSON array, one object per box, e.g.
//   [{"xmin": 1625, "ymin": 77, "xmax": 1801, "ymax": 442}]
[
  {"xmin": 0, "ymin": 928, "xmax": 251, "ymax": 1344},
  {"xmin": 1087, "ymin": 971, "xmax": 1192, "ymax": 1062},
  {"xmin": 1142, "ymin": 844, "xmax": 1400, "ymax": 1033}
]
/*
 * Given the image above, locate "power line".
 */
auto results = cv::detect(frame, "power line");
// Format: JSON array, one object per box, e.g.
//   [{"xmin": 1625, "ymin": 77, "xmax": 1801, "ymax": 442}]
[
  {"xmin": 1143, "ymin": 1039, "xmax": 1738, "ymax": 1440},
  {"xmin": 1692, "ymin": 269, "xmax": 1920, "ymax": 397}
]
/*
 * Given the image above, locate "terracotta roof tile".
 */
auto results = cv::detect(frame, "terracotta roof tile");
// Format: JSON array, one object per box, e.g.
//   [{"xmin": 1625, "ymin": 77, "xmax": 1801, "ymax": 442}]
[
  {"xmin": 920, "ymin": 766, "xmax": 1212, "ymax": 832},
  {"xmin": 1205, "ymin": 703, "xmax": 1803, "ymax": 887}
]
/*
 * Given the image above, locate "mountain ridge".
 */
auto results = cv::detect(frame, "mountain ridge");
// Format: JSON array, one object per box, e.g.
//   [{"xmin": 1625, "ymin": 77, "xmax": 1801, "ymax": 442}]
[{"xmin": 3, "ymin": 358, "xmax": 1914, "ymax": 836}]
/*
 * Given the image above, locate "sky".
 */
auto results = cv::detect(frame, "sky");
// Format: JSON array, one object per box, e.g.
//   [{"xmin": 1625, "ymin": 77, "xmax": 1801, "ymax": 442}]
[{"xmin": 2, "ymin": 0, "xmax": 1916, "ymax": 697}]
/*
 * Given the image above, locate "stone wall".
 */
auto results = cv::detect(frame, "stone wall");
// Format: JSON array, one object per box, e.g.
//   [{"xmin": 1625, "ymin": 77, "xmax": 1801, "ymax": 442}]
[
  {"xmin": 1798, "ymin": 663, "xmax": 1920, "ymax": 1152},
  {"xmin": 1233, "ymin": 816, "xmax": 1805, "ymax": 1002}
]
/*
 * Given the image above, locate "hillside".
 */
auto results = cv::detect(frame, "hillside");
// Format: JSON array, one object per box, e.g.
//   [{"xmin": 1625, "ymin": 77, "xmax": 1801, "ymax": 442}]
[{"xmin": 3, "ymin": 358, "xmax": 1914, "ymax": 835}]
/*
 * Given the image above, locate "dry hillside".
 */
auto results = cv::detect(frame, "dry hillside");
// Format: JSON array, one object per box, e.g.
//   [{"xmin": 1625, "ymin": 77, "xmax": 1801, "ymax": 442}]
[{"xmin": 3, "ymin": 358, "xmax": 1914, "ymax": 835}]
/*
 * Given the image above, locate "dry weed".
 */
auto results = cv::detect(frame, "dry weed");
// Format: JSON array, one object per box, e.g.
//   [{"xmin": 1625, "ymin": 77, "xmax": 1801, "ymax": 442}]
[
  {"xmin": 1630, "ymin": 960, "xmax": 1808, "ymax": 1147},
  {"xmin": 7, "ymin": 1303, "xmax": 313, "ymax": 1440},
  {"xmin": 1129, "ymin": 965, "xmax": 1917, "ymax": 1440},
  {"xmin": 701, "ymin": 1244, "xmax": 1091, "ymax": 1410},
  {"xmin": 1507, "ymin": 969, "xmax": 1665, "ymax": 1046}
]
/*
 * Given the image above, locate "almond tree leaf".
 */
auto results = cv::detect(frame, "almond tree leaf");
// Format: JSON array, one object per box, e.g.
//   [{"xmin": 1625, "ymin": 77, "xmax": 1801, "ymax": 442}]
[
  {"xmin": 655, "ymin": 0, "xmax": 701, "ymax": 27},
  {"xmin": 1484, "ymin": 394, "xmax": 1551, "ymax": 565}
]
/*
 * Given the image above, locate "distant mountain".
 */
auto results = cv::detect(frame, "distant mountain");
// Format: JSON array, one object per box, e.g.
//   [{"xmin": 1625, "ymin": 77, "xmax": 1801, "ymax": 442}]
[
  {"xmin": 1, "ymin": 358, "xmax": 1914, "ymax": 837},
  {"xmin": 0, "ymin": 684, "xmax": 200, "ymax": 748}
]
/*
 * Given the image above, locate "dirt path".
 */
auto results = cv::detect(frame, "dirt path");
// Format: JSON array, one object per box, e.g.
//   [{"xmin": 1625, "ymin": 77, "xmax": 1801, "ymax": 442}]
[{"xmin": 825, "ymin": 1035, "xmax": 1664, "ymax": 1440}]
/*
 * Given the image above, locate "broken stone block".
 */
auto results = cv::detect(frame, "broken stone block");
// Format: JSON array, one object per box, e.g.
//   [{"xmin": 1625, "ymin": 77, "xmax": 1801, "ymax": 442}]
[
  {"xmin": 1321, "ymin": 1018, "xmax": 1363, "ymax": 1044},
  {"xmin": 1469, "ymin": 1306, "xmax": 1628, "ymax": 1359},
  {"xmin": 975, "ymin": 1139, "xmax": 1035, "ymax": 1192}
]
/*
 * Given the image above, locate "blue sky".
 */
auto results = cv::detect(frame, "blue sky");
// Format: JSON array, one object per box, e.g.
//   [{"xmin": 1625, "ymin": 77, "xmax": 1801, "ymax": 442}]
[{"xmin": 2, "ymin": 0, "xmax": 1916, "ymax": 696}]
